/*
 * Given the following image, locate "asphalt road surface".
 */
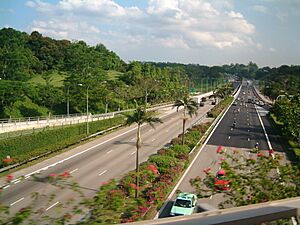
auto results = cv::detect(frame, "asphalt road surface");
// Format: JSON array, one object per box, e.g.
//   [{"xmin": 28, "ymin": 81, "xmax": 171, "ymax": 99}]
[
  {"xmin": 0, "ymin": 100, "xmax": 215, "ymax": 222},
  {"xmin": 159, "ymin": 84, "xmax": 286, "ymax": 218}
]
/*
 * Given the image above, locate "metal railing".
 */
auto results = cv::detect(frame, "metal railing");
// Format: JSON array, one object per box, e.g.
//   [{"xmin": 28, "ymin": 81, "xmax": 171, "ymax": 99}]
[{"xmin": 131, "ymin": 197, "xmax": 300, "ymax": 225}]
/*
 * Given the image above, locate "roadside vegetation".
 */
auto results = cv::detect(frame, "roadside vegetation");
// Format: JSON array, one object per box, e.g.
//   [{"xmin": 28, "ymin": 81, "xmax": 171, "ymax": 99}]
[{"xmin": 0, "ymin": 116, "xmax": 125, "ymax": 168}]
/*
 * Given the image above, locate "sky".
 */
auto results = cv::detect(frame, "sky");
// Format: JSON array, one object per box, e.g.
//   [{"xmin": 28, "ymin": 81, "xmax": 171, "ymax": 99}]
[{"xmin": 0, "ymin": 0, "xmax": 300, "ymax": 67}]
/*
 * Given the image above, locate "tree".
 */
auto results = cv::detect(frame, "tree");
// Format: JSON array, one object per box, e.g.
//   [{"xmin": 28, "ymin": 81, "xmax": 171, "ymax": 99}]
[
  {"xmin": 124, "ymin": 106, "xmax": 162, "ymax": 198},
  {"xmin": 174, "ymin": 97, "xmax": 198, "ymax": 145},
  {"xmin": 190, "ymin": 150, "xmax": 300, "ymax": 209}
]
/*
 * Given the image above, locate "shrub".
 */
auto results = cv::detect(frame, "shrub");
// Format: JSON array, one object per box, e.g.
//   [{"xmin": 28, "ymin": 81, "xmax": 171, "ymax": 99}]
[
  {"xmin": 170, "ymin": 145, "xmax": 190, "ymax": 157},
  {"xmin": 149, "ymin": 155, "xmax": 178, "ymax": 173}
]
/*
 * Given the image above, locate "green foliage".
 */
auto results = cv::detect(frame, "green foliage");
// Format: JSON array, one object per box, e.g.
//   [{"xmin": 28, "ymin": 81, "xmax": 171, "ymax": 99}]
[
  {"xmin": 207, "ymin": 96, "xmax": 233, "ymax": 118},
  {"xmin": 149, "ymin": 155, "xmax": 178, "ymax": 173},
  {"xmin": 3, "ymin": 97, "xmax": 49, "ymax": 118},
  {"xmin": 0, "ymin": 116, "xmax": 125, "ymax": 167},
  {"xmin": 191, "ymin": 150, "xmax": 300, "ymax": 209}
]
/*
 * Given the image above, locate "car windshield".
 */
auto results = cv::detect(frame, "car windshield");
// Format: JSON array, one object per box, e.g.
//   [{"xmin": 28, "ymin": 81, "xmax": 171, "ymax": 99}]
[{"xmin": 174, "ymin": 199, "xmax": 192, "ymax": 208}]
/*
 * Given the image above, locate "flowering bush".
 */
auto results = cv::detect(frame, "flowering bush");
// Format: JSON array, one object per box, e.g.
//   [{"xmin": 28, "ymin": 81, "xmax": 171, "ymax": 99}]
[{"xmin": 190, "ymin": 150, "xmax": 300, "ymax": 209}]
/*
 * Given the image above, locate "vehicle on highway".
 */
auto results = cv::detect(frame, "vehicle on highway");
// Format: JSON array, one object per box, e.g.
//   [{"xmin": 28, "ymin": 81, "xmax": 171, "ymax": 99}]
[
  {"xmin": 259, "ymin": 101, "xmax": 264, "ymax": 106},
  {"xmin": 211, "ymin": 101, "xmax": 216, "ymax": 105},
  {"xmin": 201, "ymin": 97, "xmax": 207, "ymax": 102},
  {"xmin": 199, "ymin": 102, "xmax": 205, "ymax": 107},
  {"xmin": 233, "ymin": 101, "xmax": 237, "ymax": 106},
  {"xmin": 170, "ymin": 192, "xmax": 198, "ymax": 216}
]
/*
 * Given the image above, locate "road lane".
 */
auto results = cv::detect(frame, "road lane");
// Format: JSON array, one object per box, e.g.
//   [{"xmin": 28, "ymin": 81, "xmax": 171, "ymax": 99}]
[{"xmin": 0, "ymin": 102, "xmax": 215, "ymax": 220}]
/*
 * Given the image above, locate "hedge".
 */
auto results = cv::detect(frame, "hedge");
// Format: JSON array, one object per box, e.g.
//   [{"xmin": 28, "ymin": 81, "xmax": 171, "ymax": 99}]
[
  {"xmin": 207, "ymin": 96, "xmax": 233, "ymax": 118},
  {"xmin": 0, "ymin": 116, "xmax": 125, "ymax": 167}
]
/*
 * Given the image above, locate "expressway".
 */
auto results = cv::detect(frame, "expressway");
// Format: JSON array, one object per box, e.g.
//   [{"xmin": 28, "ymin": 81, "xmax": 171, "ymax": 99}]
[
  {"xmin": 0, "ymin": 99, "xmax": 215, "ymax": 222},
  {"xmin": 158, "ymin": 83, "xmax": 286, "ymax": 218}
]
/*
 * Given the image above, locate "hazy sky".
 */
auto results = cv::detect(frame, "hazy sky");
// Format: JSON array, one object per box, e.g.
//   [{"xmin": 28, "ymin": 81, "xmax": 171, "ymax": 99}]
[{"xmin": 1, "ymin": 0, "xmax": 300, "ymax": 67}]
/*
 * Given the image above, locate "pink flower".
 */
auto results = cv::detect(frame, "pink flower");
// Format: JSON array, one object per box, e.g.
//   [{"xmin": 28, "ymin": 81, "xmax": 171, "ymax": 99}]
[
  {"xmin": 49, "ymin": 173, "xmax": 57, "ymax": 178},
  {"xmin": 220, "ymin": 157, "xmax": 225, "ymax": 161},
  {"xmin": 129, "ymin": 183, "xmax": 139, "ymax": 190},
  {"xmin": 203, "ymin": 167, "xmax": 211, "ymax": 174},
  {"xmin": 218, "ymin": 162, "xmax": 222, "ymax": 165},
  {"xmin": 6, "ymin": 174, "xmax": 13, "ymax": 182},
  {"xmin": 217, "ymin": 146, "xmax": 223, "ymax": 153},
  {"xmin": 148, "ymin": 164, "xmax": 159, "ymax": 174}
]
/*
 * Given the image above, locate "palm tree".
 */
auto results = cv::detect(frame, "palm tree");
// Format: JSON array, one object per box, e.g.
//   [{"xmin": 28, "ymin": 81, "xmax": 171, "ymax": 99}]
[
  {"xmin": 174, "ymin": 97, "xmax": 199, "ymax": 145},
  {"xmin": 124, "ymin": 106, "xmax": 162, "ymax": 198}
]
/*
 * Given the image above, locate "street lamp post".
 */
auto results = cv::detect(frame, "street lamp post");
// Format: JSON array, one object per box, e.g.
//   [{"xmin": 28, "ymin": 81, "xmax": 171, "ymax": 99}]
[
  {"xmin": 67, "ymin": 86, "xmax": 70, "ymax": 117},
  {"xmin": 78, "ymin": 84, "xmax": 89, "ymax": 135}
]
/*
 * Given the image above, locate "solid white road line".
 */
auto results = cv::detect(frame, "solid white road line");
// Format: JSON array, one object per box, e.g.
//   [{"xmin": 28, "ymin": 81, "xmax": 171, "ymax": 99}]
[
  {"xmin": 14, "ymin": 180, "xmax": 21, "ymax": 184},
  {"xmin": 10, "ymin": 197, "xmax": 25, "ymax": 206},
  {"xmin": 254, "ymin": 105, "xmax": 272, "ymax": 149},
  {"xmin": 45, "ymin": 201, "xmax": 59, "ymax": 211},
  {"xmin": 70, "ymin": 168, "xmax": 78, "ymax": 174},
  {"xmin": 98, "ymin": 170, "xmax": 107, "ymax": 176},
  {"xmin": 3, "ymin": 185, "xmax": 10, "ymax": 189}
]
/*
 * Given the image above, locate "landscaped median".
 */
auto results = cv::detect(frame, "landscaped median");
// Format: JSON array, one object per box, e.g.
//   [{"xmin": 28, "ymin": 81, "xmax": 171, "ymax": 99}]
[
  {"xmin": 0, "ymin": 116, "xmax": 125, "ymax": 169},
  {"xmin": 80, "ymin": 96, "xmax": 234, "ymax": 224}
]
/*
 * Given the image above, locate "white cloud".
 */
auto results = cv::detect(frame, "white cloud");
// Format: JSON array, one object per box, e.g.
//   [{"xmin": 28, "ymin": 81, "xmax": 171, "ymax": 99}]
[
  {"xmin": 269, "ymin": 47, "xmax": 276, "ymax": 52},
  {"xmin": 26, "ymin": 0, "xmax": 257, "ymax": 51}
]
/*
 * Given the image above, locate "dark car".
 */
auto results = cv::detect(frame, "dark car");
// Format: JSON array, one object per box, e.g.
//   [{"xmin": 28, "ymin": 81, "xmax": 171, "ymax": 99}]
[
  {"xmin": 200, "ymin": 102, "xmax": 205, "ymax": 107},
  {"xmin": 201, "ymin": 97, "xmax": 207, "ymax": 102},
  {"xmin": 211, "ymin": 101, "xmax": 216, "ymax": 105}
]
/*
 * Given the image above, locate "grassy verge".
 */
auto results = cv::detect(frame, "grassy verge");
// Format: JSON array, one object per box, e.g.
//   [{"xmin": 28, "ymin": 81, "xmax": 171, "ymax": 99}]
[
  {"xmin": 270, "ymin": 114, "xmax": 300, "ymax": 161},
  {"xmin": 0, "ymin": 116, "xmax": 125, "ymax": 168}
]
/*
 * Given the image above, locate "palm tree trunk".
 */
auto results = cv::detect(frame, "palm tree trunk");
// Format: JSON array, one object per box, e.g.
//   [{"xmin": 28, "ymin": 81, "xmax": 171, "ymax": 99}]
[
  {"xmin": 182, "ymin": 118, "xmax": 186, "ymax": 145},
  {"xmin": 135, "ymin": 124, "xmax": 141, "ymax": 198},
  {"xmin": 182, "ymin": 107, "xmax": 186, "ymax": 145}
]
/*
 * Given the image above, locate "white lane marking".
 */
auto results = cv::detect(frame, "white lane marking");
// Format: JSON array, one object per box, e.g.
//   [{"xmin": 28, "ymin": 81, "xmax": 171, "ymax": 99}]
[
  {"xmin": 25, "ymin": 176, "xmax": 30, "ymax": 180},
  {"xmin": 22, "ymin": 107, "xmax": 175, "ymax": 179},
  {"xmin": 46, "ymin": 201, "xmax": 59, "ymax": 211},
  {"xmin": 130, "ymin": 151, "xmax": 135, "ymax": 155},
  {"xmin": 14, "ymin": 180, "xmax": 21, "ymax": 184},
  {"xmin": 248, "ymin": 130, "xmax": 250, "ymax": 132},
  {"xmin": 230, "ymin": 128, "xmax": 233, "ymax": 131},
  {"xmin": 11, "ymin": 178, "xmax": 21, "ymax": 183},
  {"xmin": 106, "ymin": 150, "xmax": 113, "ymax": 154},
  {"xmin": 254, "ymin": 104, "xmax": 272, "ymax": 149},
  {"xmin": 70, "ymin": 168, "xmax": 78, "ymax": 174},
  {"xmin": 228, "ymin": 136, "xmax": 231, "ymax": 139},
  {"xmin": 209, "ymin": 195, "xmax": 213, "ymax": 199},
  {"xmin": 98, "ymin": 170, "xmax": 107, "ymax": 176},
  {"xmin": 10, "ymin": 197, "xmax": 25, "ymax": 206},
  {"xmin": 3, "ymin": 185, "xmax": 10, "ymax": 189},
  {"xmin": 151, "ymin": 138, "xmax": 156, "ymax": 142},
  {"xmin": 248, "ymin": 138, "xmax": 250, "ymax": 141}
]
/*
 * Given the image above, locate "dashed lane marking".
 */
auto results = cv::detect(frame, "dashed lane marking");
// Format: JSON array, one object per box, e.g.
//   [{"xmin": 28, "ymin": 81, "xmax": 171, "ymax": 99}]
[
  {"xmin": 3, "ymin": 185, "xmax": 10, "ymax": 189},
  {"xmin": 70, "ymin": 168, "xmax": 78, "ymax": 174},
  {"xmin": 106, "ymin": 150, "xmax": 113, "ymax": 154},
  {"xmin": 130, "ymin": 151, "xmax": 135, "ymax": 155},
  {"xmin": 45, "ymin": 201, "xmax": 59, "ymax": 211},
  {"xmin": 98, "ymin": 170, "xmax": 107, "ymax": 176},
  {"xmin": 10, "ymin": 197, "xmax": 25, "ymax": 206}
]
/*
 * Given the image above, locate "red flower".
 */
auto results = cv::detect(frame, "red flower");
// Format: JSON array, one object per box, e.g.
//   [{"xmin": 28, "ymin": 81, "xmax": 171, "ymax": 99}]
[
  {"xmin": 59, "ymin": 171, "xmax": 70, "ymax": 178},
  {"xmin": 257, "ymin": 152, "xmax": 264, "ymax": 157},
  {"xmin": 2, "ymin": 158, "xmax": 13, "ymax": 163},
  {"xmin": 214, "ymin": 180, "xmax": 230, "ymax": 190},
  {"xmin": 101, "ymin": 181, "xmax": 109, "ymax": 187},
  {"xmin": 148, "ymin": 164, "xmax": 159, "ymax": 174},
  {"xmin": 129, "ymin": 183, "xmax": 139, "ymax": 190},
  {"xmin": 6, "ymin": 174, "xmax": 13, "ymax": 182},
  {"xmin": 220, "ymin": 157, "xmax": 225, "ymax": 161},
  {"xmin": 216, "ymin": 146, "xmax": 223, "ymax": 153},
  {"xmin": 218, "ymin": 162, "xmax": 222, "ymax": 165}
]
